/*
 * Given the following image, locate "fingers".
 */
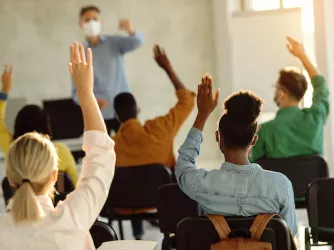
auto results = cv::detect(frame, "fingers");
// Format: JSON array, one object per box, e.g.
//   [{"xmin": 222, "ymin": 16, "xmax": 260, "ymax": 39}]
[
  {"xmin": 213, "ymin": 88, "xmax": 220, "ymax": 107},
  {"xmin": 3, "ymin": 64, "xmax": 8, "ymax": 73},
  {"xmin": 8, "ymin": 64, "xmax": 12, "ymax": 74},
  {"xmin": 74, "ymin": 42, "xmax": 81, "ymax": 64},
  {"xmin": 286, "ymin": 43, "xmax": 292, "ymax": 53},
  {"xmin": 70, "ymin": 44, "xmax": 75, "ymax": 64},
  {"xmin": 154, "ymin": 44, "xmax": 163, "ymax": 56},
  {"xmin": 79, "ymin": 44, "xmax": 86, "ymax": 64},
  {"xmin": 68, "ymin": 62, "xmax": 73, "ymax": 74},
  {"xmin": 87, "ymin": 48, "xmax": 93, "ymax": 66},
  {"xmin": 286, "ymin": 36, "xmax": 298, "ymax": 45}
]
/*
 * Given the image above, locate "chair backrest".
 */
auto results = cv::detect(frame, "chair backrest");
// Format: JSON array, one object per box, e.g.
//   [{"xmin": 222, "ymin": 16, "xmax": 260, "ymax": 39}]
[
  {"xmin": 157, "ymin": 183, "xmax": 198, "ymax": 234},
  {"xmin": 90, "ymin": 221, "xmax": 118, "ymax": 248},
  {"xmin": 176, "ymin": 216, "xmax": 292, "ymax": 250},
  {"xmin": 4, "ymin": 97, "xmax": 27, "ymax": 134},
  {"xmin": 257, "ymin": 155, "xmax": 329, "ymax": 197},
  {"xmin": 43, "ymin": 98, "xmax": 83, "ymax": 140},
  {"xmin": 307, "ymin": 178, "xmax": 334, "ymax": 243},
  {"xmin": 1, "ymin": 177, "xmax": 13, "ymax": 206},
  {"xmin": 107, "ymin": 164, "xmax": 172, "ymax": 209}
]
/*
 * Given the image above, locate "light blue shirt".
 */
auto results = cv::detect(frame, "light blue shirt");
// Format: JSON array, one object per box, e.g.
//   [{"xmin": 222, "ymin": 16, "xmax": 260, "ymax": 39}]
[
  {"xmin": 175, "ymin": 127, "xmax": 298, "ymax": 236},
  {"xmin": 72, "ymin": 32, "xmax": 144, "ymax": 119}
]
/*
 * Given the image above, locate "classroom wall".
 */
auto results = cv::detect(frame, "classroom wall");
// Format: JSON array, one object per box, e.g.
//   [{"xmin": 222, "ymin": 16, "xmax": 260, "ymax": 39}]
[{"xmin": 0, "ymin": 0, "xmax": 221, "ymax": 166}]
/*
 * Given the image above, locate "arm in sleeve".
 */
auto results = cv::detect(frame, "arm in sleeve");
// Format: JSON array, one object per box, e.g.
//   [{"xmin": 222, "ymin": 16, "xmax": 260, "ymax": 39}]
[
  {"xmin": 175, "ymin": 127, "xmax": 209, "ymax": 201},
  {"xmin": 57, "ymin": 130, "xmax": 115, "ymax": 230},
  {"xmin": 115, "ymin": 31, "xmax": 144, "ymax": 54},
  {"xmin": 279, "ymin": 178, "xmax": 298, "ymax": 236},
  {"xmin": 145, "ymin": 89, "xmax": 195, "ymax": 138},
  {"xmin": 56, "ymin": 143, "xmax": 79, "ymax": 186},
  {"xmin": 0, "ymin": 94, "xmax": 13, "ymax": 154},
  {"xmin": 249, "ymin": 127, "xmax": 266, "ymax": 163},
  {"xmin": 308, "ymin": 75, "xmax": 329, "ymax": 123}
]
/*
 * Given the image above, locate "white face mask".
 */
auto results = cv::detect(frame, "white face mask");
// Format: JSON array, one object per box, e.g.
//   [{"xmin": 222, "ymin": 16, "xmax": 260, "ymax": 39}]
[{"xmin": 83, "ymin": 20, "xmax": 101, "ymax": 37}]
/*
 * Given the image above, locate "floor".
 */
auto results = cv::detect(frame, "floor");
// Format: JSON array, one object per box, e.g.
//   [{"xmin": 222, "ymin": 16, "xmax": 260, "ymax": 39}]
[{"xmin": 0, "ymin": 159, "xmax": 332, "ymax": 250}]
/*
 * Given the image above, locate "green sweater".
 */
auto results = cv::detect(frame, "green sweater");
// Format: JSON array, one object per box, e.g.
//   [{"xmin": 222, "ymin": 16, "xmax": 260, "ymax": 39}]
[{"xmin": 250, "ymin": 75, "xmax": 329, "ymax": 162}]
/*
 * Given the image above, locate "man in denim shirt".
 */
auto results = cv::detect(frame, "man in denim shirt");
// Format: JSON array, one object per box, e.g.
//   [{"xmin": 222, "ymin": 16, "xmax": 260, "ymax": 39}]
[
  {"xmin": 72, "ymin": 5, "xmax": 144, "ymax": 133},
  {"xmin": 175, "ymin": 73, "xmax": 298, "ymax": 236}
]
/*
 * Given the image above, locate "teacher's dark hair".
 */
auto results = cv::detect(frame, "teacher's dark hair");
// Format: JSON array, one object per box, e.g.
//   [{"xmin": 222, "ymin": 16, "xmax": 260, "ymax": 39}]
[{"xmin": 80, "ymin": 5, "xmax": 101, "ymax": 17}]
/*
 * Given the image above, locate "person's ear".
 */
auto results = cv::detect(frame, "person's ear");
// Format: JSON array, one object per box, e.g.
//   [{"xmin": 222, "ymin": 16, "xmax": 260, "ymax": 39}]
[
  {"xmin": 52, "ymin": 169, "xmax": 58, "ymax": 184},
  {"xmin": 79, "ymin": 19, "xmax": 84, "ymax": 28},
  {"xmin": 251, "ymin": 134, "xmax": 258, "ymax": 146}
]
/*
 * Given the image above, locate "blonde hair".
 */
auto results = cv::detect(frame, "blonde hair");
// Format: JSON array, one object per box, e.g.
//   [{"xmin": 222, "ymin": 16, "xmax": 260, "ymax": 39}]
[{"xmin": 6, "ymin": 132, "xmax": 58, "ymax": 224}]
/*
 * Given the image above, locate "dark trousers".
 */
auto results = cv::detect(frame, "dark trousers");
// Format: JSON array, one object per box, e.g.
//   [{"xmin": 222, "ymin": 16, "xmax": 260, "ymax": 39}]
[{"xmin": 105, "ymin": 118, "xmax": 120, "ymax": 134}]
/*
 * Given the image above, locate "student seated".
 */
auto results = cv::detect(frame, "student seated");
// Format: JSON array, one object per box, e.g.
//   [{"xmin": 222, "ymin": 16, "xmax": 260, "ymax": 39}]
[
  {"xmin": 112, "ymin": 45, "xmax": 195, "ymax": 239},
  {"xmin": 0, "ymin": 65, "xmax": 78, "ymax": 187},
  {"xmin": 175, "ymin": 74, "xmax": 297, "ymax": 236},
  {"xmin": 0, "ymin": 43, "xmax": 116, "ymax": 250},
  {"xmin": 250, "ymin": 37, "xmax": 329, "ymax": 162}
]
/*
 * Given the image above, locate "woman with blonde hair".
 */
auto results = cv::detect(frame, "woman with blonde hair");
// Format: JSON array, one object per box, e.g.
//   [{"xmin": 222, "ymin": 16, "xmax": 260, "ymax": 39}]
[{"xmin": 0, "ymin": 43, "xmax": 116, "ymax": 250}]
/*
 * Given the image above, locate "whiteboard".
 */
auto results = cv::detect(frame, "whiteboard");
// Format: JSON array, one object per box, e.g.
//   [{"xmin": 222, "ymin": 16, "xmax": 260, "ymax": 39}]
[{"xmin": 231, "ymin": 8, "xmax": 303, "ymax": 112}]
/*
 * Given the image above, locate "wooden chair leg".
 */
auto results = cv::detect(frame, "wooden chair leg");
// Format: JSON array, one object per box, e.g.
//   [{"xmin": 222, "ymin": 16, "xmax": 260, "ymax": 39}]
[{"xmin": 118, "ymin": 220, "xmax": 125, "ymax": 240}]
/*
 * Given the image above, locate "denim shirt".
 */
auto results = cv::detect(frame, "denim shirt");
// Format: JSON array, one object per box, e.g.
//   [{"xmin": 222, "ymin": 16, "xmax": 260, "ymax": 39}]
[
  {"xmin": 175, "ymin": 127, "xmax": 298, "ymax": 236},
  {"xmin": 72, "ymin": 32, "xmax": 144, "ymax": 119}
]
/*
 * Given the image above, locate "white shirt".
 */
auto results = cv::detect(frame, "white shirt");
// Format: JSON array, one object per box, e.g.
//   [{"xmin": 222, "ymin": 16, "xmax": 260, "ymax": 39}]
[{"xmin": 0, "ymin": 130, "xmax": 116, "ymax": 250}]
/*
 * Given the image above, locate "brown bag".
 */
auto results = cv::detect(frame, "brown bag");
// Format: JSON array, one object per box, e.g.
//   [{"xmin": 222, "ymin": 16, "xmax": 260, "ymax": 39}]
[{"xmin": 206, "ymin": 214, "xmax": 276, "ymax": 250}]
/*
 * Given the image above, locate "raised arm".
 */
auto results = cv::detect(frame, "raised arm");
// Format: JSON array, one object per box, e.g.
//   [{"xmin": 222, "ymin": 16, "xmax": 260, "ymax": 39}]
[
  {"xmin": 176, "ymin": 74, "xmax": 219, "ymax": 199},
  {"xmin": 145, "ymin": 45, "xmax": 195, "ymax": 137},
  {"xmin": 0, "ymin": 65, "xmax": 14, "ymax": 153},
  {"xmin": 286, "ymin": 36, "xmax": 329, "ymax": 121},
  {"xmin": 115, "ymin": 19, "xmax": 144, "ymax": 54},
  {"xmin": 60, "ymin": 43, "xmax": 115, "ymax": 231}
]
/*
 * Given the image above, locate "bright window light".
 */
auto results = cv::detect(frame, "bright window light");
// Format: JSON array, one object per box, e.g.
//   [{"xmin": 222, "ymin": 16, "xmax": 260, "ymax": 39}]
[{"xmin": 244, "ymin": 0, "xmax": 280, "ymax": 11}]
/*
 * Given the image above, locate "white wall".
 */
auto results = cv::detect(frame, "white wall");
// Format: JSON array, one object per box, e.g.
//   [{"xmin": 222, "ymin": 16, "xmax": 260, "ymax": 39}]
[{"xmin": 0, "ymin": 0, "xmax": 221, "ymax": 166}]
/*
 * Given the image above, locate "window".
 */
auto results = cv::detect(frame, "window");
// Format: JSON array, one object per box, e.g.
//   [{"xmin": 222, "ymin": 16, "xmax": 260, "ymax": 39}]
[{"xmin": 244, "ymin": 0, "xmax": 280, "ymax": 11}]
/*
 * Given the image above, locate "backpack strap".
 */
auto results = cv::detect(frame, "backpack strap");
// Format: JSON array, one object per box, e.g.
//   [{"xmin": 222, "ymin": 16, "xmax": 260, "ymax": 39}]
[
  {"xmin": 250, "ymin": 214, "xmax": 277, "ymax": 241},
  {"xmin": 206, "ymin": 214, "xmax": 231, "ymax": 240}
]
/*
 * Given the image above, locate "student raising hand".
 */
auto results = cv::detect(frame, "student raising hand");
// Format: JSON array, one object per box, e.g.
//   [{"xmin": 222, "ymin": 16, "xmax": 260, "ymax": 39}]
[
  {"xmin": 194, "ymin": 74, "xmax": 220, "ymax": 131},
  {"xmin": 1, "ymin": 64, "xmax": 13, "ymax": 94}
]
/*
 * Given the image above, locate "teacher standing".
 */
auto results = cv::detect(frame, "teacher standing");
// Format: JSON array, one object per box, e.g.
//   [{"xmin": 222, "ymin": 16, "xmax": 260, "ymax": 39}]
[{"xmin": 72, "ymin": 5, "xmax": 144, "ymax": 134}]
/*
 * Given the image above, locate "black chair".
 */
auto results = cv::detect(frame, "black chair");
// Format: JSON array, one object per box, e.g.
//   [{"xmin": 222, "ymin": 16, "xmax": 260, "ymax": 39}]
[
  {"xmin": 54, "ymin": 171, "xmax": 75, "ymax": 205},
  {"xmin": 90, "ymin": 221, "xmax": 118, "ymax": 249},
  {"xmin": 1, "ymin": 171, "xmax": 74, "ymax": 207},
  {"xmin": 157, "ymin": 183, "xmax": 198, "ymax": 250},
  {"xmin": 257, "ymin": 155, "xmax": 329, "ymax": 208},
  {"xmin": 103, "ymin": 164, "xmax": 172, "ymax": 240},
  {"xmin": 305, "ymin": 178, "xmax": 334, "ymax": 250},
  {"xmin": 176, "ymin": 216, "xmax": 293, "ymax": 250},
  {"xmin": 43, "ymin": 98, "xmax": 84, "ymax": 162}
]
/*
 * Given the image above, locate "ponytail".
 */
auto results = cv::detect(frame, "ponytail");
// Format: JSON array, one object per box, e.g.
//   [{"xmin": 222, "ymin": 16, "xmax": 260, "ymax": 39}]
[
  {"xmin": 11, "ymin": 182, "xmax": 44, "ymax": 224},
  {"xmin": 6, "ymin": 132, "xmax": 58, "ymax": 225}
]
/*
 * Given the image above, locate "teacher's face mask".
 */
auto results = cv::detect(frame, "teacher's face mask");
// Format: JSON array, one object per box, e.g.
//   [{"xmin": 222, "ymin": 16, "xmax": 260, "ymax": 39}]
[{"xmin": 83, "ymin": 20, "xmax": 101, "ymax": 37}]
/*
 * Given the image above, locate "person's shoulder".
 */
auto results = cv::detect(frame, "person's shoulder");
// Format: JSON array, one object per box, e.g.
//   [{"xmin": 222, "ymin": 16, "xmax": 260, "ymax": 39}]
[
  {"xmin": 53, "ymin": 142, "xmax": 71, "ymax": 152},
  {"xmin": 261, "ymin": 168, "xmax": 291, "ymax": 185}
]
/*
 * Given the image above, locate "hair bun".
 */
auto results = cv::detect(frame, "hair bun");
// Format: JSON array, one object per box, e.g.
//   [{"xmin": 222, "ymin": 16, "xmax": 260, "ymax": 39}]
[{"xmin": 223, "ymin": 91, "xmax": 263, "ymax": 125}]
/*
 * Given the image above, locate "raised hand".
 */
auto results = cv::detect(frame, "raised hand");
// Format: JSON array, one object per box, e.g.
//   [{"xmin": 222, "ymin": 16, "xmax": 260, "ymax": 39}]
[
  {"xmin": 286, "ymin": 36, "xmax": 305, "ymax": 59},
  {"xmin": 119, "ymin": 19, "xmax": 135, "ymax": 35},
  {"xmin": 154, "ymin": 45, "xmax": 172, "ymax": 71},
  {"xmin": 197, "ymin": 74, "xmax": 220, "ymax": 119},
  {"xmin": 69, "ymin": 43, "xmax": 93, "ymax": 93},
  {"xmin": 1, "ymin": 64, "xmax": 13, "ymax": 93}
]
